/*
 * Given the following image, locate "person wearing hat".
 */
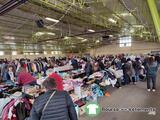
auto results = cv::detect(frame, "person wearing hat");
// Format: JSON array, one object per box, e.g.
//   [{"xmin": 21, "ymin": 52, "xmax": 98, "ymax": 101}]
[
  {"xmin": 26, "ymin": 77, "xmax": 78, "ymax": 120},
  {"xmin": 48, "ymin": 72, "xmax": 64, "ymax": 91}
]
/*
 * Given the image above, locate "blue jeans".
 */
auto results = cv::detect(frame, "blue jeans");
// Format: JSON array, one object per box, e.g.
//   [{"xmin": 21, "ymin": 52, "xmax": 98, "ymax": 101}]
[
  {"xmin": 147, "ymin": 75, "xmax": 156, "ymax": 89},
  {"xmin": 135, "ymin": 72, "xmax": 140, "ymax": 82}
]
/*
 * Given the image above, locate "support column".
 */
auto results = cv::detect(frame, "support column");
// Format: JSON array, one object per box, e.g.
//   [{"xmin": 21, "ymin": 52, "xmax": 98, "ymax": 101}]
[{"xmin": 147, "ymin": 0, "xmax": 160, "ymax": 42}]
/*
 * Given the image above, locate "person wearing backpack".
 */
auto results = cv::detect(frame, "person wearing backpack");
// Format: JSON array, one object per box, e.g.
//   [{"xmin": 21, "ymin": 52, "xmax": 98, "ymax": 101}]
[{"xmin": 145, "ymin": 56, "xmax": 159, "ymax": 92}]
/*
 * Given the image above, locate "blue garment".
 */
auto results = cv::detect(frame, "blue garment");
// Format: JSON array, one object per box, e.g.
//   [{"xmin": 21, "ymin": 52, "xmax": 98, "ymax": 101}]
[
  {"xmin": 2, "ymin": 71, "xmax": 10, "ymax": 82},
  {"xmin": 116, "ymin": 61, "xmax": 122, "ymax": 70},
  {"xmin": 71, "ymin": 59, "xmax": 78, "ymax": 69},
  {"xmin": 146, "ymin": 62, "xmax": 158, "ymax": 77}
]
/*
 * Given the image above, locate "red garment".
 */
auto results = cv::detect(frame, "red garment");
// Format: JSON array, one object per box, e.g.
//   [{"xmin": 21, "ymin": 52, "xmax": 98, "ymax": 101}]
[
  {"xmin": 2, "ymin": 99, "xmax": 16, "ymax": 120},
  {"xmin": 23, "ymin": 64, "xmax": 27, "ymax": 69},
  {"xmin": 18, "ymin": 71, "xmax": 36, "ymax": 86},
  {"xmin": 49, "ymin": 73, "xmax": 64, "ymax": 91}
]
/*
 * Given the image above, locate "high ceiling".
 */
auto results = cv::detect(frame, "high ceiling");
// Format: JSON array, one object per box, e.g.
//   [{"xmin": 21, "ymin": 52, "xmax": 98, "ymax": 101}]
[{"xmin": 0, "ymin": 0, "xmax": 157, "ymax": 53}]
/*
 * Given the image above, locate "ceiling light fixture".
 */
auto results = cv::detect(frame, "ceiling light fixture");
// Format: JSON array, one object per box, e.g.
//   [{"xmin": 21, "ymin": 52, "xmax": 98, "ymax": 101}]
[
  {"xmin": 35, "ymin": 32, "xmax": 55, "ymax": 36},
  {"xmin": 143, "ymin": 31, "xmax": 151, "ymax": 34},
  {"xmin": 82, "ymin": 39, "xmax": 88, "ymax": 42},
  {"xmin": 88, "ymin": 29, "xmax": 95, "ymax": 32},
  {"xmin": 76, "ymin": 37, "xmax": 84, "ymax": 39},
  {"xmin": 133, "ymin": 25, "xmax": 144, "ymax": 28},
  {"xmin": 109, "ymin": 35, "xmax": 113, "ymax": 37},
  {"xmin": 64, "ymin": 36, "xmax": 70, "ymax": 39},
  {"xmin": 130, "ymin": 28, "xmax": 135, "ymax": 33},
  {"xmin": 47, "ymin": 32, "xmax": 55, "ymax": 36},
  {"xmin": 96, "ymin": 40, "xmax": 100, "ymax": 43},
  {"xmin": 112, "ymin": 14, "xmax": 120, "ymax": 19},
  {"xmin": 35, "ymin": 32, "xmax": 45, "ymax": 36},
  {"xmin": 120, "ymin": 13, "xmax": 132, "ymax": 16},
  {"xmin": 108, "ymin": 18, "xmax": 117, "ymax": 23},
  {"xmin": 71, "ymin": 45, "xmax": 76, "ymax": 48},
  {"xmin": 45, "ymin": 17, "xmax": 59, "ymax": 23}
]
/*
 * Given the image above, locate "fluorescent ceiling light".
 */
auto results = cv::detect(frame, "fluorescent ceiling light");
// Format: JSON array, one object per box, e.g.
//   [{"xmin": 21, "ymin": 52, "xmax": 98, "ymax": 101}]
[
  {"xmin": 64, "ymin": 36, "xmax": 70, "ymax": 39},
  {"xmin": 46, "ymin": 41, "xmax": 55, "ymax": 43},
  {"xmin": 108, "ymin": 18, "xmax": 117, "ymax": 23},
  {"xmin": 133, "ymin": 25, "xmax": 144, "ymax": 28},
  {"xmin": 3, "ymin": 36, "xmax": 15, "ymax": 40},
  {"xmin": 71, "ymin": 45, "xmax": 76, "ymax": 48},
  {"xmin": 130, "ymin": 28, "xmax": 135, "ymax": 33},
  {"xmin": 120, "ymin": 13, "xmax": 132, "ymax": 16},
  {"xmin": 47, "ymin": 32, "xmax": 55, "ymax": 36},
  {"xmin": 35, "ymin": 53, "xmax": 39, "ymax": 55},
  {"xmin": 30, "ymin": 53, "xmax": 34, "ymax": 55},
  {"xmin": 112, "ymin": 14, "xmax": 120, "ymax": 19},
  {"xmin": 143, "ymin": 31, "xmax": 151, "ymax": 34},
  {"xmin": 45, "ymin": 17, "xmax": 59, "ymax": 23},
  {"xmin": 88, "ymin": 29, "xmax": 95, "ymax": 32},
  {"xmin": 82, "ymin": 39, "xmax": 88, "ymax": 42},
  {"xmin": 96, "ymin": 40, "xmax": 100, "ymax": 43},
  {"xmin": 76, "ymin": 37, "xmax": 84, "ymax": 39},
  {"xmin": 35, "ymin": 32, "xmax": 55, "ymax": 36},
  {"xmin": 35, "ymin": 32, "xmax": 45, "ymax": 36},
  {"xmin": 109, "ymin": 35, "xmax": 113, "ymax": 37}
]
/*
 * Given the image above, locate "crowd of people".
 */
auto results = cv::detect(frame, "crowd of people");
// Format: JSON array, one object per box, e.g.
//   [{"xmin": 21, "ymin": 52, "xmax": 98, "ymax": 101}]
[
  {"xmin": 0, "ymin": 54, "xmax": 160, "ymax": 91},
  {"xmin": 0, "ymin": 54, "xmax": 159, "ymax": 120}
]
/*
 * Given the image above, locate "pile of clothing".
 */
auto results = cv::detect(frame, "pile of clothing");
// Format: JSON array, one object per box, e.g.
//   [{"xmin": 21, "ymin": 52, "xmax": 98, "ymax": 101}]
[{"xmin": 0, "ymin": 92, "xmax": 32, "ymax": 120}]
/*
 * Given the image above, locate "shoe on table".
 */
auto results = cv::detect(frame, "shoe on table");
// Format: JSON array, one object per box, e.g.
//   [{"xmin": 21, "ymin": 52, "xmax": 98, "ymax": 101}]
[
  {"xmin": 152, "ymin": 89, "xmax": 156, "ymax": 92},
  {"xmin": 147, "ymin": 89, "xmax": 151, "ymax": 92}
]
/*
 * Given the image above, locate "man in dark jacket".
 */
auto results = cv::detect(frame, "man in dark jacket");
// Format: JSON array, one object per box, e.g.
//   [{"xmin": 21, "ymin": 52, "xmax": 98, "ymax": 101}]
[
  {"xmin": 26, "ymin": 77, "xmax": 78, "ymax": 120},
  {"xmin": 84, "ymin": 60, "xmax": 93, "ymax": 77}
]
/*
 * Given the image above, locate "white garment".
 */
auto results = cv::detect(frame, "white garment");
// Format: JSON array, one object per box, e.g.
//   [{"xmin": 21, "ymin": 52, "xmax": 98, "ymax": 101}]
[
  {"xmin": 8, "ymin": 71, "xmax": 15, "ymax": 82},
  {"xmin": 87, "ymin": 104, "xmax": 99, "ymax": 115}
]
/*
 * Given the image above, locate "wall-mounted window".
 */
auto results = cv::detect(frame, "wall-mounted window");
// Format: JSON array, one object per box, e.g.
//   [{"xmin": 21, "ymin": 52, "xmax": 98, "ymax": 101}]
[
  {"xmin": 35, "ymin": 53, "xmax": 39, "ymax": 55},
  {"xmin": 119, "ymin": 36, "xmax": 132, "ymax": 47},
  {"xmin": 0, "ymin": 51, "xmax": 4, "ymax": 56},
  {"xmin": 44, "ymin": 51, "xmax": 47, "ymax": 55},
  {"xmin": 12, "ymin": 51, "xmax": 17, "ymax": 55}
]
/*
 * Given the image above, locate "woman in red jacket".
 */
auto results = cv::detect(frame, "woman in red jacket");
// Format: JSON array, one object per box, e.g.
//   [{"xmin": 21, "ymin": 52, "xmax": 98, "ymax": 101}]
[{"xmin": 48, "ymin": 72, "xmax": 64, "ymax": 91}]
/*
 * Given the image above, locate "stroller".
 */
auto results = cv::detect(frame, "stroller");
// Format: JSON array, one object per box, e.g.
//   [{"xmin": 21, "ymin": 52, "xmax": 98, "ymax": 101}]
[{"xmin": 139, "ymin": 65, "xmax": 146, "ymax": 81}]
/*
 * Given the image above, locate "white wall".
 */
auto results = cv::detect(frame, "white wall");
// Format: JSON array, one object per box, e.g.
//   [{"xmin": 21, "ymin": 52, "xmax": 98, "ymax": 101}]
[{"xmin": 90, "ymin": 41, "xmax": 160, "ymax": 56}]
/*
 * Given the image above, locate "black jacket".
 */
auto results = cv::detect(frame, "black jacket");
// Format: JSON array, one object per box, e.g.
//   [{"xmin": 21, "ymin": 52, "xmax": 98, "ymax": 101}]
[{"xmin": 26, "ymin": 90, "xmax": 78, "ymax": 120}]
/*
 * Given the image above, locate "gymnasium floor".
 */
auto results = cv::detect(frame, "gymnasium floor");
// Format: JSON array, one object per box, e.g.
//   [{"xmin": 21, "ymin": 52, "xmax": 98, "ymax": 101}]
[{"xmin": 80, "ymin": 75, "xmax": 160, "ymax": 120}]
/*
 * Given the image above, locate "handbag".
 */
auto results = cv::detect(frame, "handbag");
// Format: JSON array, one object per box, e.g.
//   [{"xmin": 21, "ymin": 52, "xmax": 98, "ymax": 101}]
[{"xmin": 40, "ymin": 91, "xmax": 56, "ymax": 120}]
